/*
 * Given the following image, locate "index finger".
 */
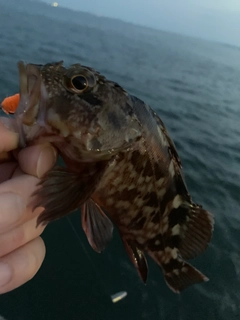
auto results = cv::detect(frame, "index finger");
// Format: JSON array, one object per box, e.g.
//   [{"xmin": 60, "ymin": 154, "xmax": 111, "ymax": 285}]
[{"xmin": 0, "ymin": 120, "xmax": 19, "ymax": 153}]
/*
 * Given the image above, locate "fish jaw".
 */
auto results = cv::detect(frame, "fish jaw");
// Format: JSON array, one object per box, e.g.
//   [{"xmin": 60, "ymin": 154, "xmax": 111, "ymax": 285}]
[
  {"xmin": 17, "ymin": 61, "xmax": 42, "ymax": 125},
  {"xmin": 15, "ymin": 61, "xmax": 80, "ymax": 149},
  {"xmin": 13, "ymin": 61, "xmax": 51, "ymax": 147},
  {"xmin": 14, "ymin": 61, "xmax": 91, "ymax": 155}
]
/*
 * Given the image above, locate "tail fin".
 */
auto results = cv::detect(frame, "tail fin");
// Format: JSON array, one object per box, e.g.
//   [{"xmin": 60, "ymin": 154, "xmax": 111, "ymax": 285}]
[
  {"xmin": 148, "ymin": 204, "xmax": 213, "ymax": 292},
  {"xmin": 162, "ymin": 257, "xmax": 208, "ymax": 293}
]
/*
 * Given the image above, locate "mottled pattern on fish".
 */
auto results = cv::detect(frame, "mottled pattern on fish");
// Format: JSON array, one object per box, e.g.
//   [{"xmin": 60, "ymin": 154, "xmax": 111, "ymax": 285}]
[
  {"xmin": 6, "ymin": 61, "xmax": 214, "ymax": 293},
  {"xmin": 92, "ymin": 99, "xmax": 212, "ymax": 289}
]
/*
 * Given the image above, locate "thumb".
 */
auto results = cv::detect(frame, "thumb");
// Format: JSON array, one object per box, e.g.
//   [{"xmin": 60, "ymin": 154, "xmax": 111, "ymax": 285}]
[{"xmin": 18, "ymin": 143, "xmax": 57, "ymax": 178}]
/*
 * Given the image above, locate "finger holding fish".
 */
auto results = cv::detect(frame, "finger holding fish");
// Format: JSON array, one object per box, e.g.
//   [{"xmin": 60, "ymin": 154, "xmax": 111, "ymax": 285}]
[
  {"xmin": 0, "ymin": 237, "xmax": 45, "ymax": 294},
  {"xmin": 0, "ymin": 115, "xmax": 20, "ymax": 164},
  {"xmin": 17, "ymin": 143, "xmax": 57, "ymax": 179},
  {"xmin": 0, "ymin": 178, "xmax": 46, "ymax": 294},
  {"xmin": 0, "ymin": 213, "xmax": 45, "ymax": 258},
  {"xmin": 0, "ymin": 162, "xmax": 18, "ymax": 183},
  {"xmin": 0, "ymin": 122, "xmax": 19, "ymax": 154},
  {"xmin": 0, "ymin": 133, "xmax": 57, "ymax": 294},
  {"xmin": 0, "ymin": 135, "xmax": 57, "ymax": 231},
  {"xmin": 0, "ymin": 176, "xmax": 45, "ymax": 252}
]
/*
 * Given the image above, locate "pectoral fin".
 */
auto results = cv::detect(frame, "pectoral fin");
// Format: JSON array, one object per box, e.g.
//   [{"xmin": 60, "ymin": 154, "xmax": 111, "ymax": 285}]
[
  {"xmin": 81, "ymin": 199, "xmax": 114, "ymax": 253},
  {"xmin": 34, "ymin": 166, "xmax": 103, "ymax": 226}
]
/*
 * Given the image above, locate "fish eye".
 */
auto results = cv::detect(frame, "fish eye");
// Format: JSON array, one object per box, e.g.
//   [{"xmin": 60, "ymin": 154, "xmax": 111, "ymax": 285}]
[
  {"xmin": 71, "ymin": 75, "xmax": 88, "ymax": 92},
  {"xmin": 64, "ymin": 68, "xmax": 96, "ymax": 94}
]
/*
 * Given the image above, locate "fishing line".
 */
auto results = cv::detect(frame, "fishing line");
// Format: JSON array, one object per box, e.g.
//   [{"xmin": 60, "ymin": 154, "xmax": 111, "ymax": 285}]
[
  {"xmin": 177, "ymin": 294, "xmax": 183, "ymax": 320},
  {"xmin": 65, "ymin": 215, "xmax": 111, "ymax": 296},
  {"xmin": 66, "ymin": 215, "xmax": 129, "ymax": 303}
]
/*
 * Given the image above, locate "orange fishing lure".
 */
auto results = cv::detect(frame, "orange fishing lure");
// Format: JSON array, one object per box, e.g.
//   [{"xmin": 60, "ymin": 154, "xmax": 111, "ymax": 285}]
[{"xmin": 1, "ymin": 93, "xmax": 20, "ymax": 114}]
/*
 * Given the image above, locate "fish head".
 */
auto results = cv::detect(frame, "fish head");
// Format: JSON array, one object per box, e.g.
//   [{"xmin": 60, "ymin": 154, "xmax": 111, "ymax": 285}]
[{"xmin": 16, "ymin": 61, "xmax": 142, "ymax": 160}]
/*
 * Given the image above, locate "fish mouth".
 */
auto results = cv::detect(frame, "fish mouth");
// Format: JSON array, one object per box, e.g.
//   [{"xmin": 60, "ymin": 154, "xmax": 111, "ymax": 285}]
[
  {"xmin": 15, "ymin": 61, "xmax": 49, "ymax": 146},
  {"xmin": 17, "ymin": 61, "xmax": 45, "ymax": 125}
]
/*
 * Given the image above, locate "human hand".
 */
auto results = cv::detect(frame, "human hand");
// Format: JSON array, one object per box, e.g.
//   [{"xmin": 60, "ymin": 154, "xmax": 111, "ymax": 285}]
[{"xmin": 0, "ymin": 121, "xmax": 57, "ymax": 294}]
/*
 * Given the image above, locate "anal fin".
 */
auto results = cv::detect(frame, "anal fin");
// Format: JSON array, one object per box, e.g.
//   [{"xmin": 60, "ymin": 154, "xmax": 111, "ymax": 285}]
[
  {"xmin": 81, "ymin": 199, "xmax": 113, "ymax": 253},
  {"xmin": 123, "ymin": 239, "xmax": 148, "ymax": 283}
]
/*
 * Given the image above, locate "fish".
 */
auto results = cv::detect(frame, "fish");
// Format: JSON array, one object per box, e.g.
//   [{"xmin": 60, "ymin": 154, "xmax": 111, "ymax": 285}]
[{"xmin": 1, "ymin": 60, "xmax": 214, "ymax": 293}]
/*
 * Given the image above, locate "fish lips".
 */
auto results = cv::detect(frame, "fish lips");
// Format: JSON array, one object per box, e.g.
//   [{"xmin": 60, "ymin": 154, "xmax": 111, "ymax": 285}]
[
  {"xmin": 16, "ymin": 61, "xmax": 47, "ymax": 126},
  {"xmin": 13, "ymin": 61, "xmax": 49, "ymax": 147}
]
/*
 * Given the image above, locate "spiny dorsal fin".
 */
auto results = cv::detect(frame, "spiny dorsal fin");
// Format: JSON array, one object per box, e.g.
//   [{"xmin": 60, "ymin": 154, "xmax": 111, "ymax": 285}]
[
  {"xmin": 81, "ymin": 199, "xmax": 113, "ymax": 253},
  {"xmin": 157, "ymin": 117, "xmax": 182, "ymax": 168}
]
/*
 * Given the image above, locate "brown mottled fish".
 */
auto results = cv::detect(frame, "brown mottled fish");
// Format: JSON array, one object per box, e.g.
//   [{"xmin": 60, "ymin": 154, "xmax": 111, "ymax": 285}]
[{"xmin": 1, "ymin": 61, "xmax": 214, "ymax": 293}]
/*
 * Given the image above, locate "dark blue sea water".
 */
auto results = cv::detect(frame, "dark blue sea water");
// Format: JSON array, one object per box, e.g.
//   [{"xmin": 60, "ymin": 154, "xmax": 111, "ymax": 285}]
[{"xmin": 0, "ymin": 0, "xmax": 239, "ymax": 319}]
